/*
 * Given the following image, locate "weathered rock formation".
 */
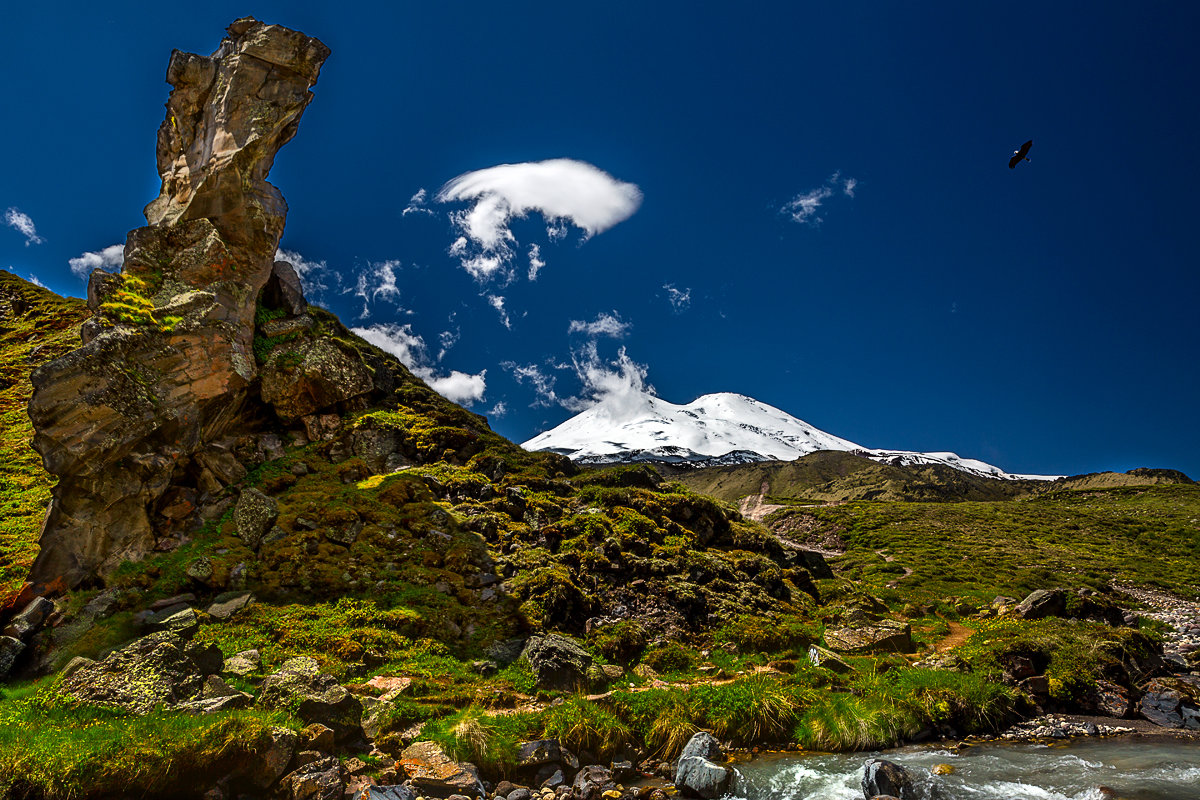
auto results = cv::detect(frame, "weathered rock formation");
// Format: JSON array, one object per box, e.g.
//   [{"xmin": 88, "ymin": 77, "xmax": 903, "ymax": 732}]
[{"xmin": 27, "ymin": 19, "xmax": 330, "ymax": 587}]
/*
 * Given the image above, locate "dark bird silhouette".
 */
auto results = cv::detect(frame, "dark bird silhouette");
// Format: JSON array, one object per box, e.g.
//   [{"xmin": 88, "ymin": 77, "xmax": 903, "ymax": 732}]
[{"xmin": 1009, "ymin": 139, "xmax": 1033, "ymax": 169}]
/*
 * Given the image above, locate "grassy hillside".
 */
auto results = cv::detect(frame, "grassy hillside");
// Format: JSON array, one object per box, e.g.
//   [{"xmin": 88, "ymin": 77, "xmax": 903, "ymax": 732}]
[{"xmin": 0, "ymin": 271, "xmax": 88, "ymax": 606}]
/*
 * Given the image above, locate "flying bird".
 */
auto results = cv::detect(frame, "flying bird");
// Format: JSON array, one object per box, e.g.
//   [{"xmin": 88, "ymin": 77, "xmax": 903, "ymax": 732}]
[{"xmin": 1009, "ymin": 139, "xmax": 1033, "ymax": 169}]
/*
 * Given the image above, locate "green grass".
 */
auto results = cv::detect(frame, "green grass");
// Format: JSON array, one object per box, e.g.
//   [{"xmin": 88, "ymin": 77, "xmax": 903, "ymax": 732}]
[{"xmin": 0, "ymin": 680, "xmax": 288, "ymax": 799}]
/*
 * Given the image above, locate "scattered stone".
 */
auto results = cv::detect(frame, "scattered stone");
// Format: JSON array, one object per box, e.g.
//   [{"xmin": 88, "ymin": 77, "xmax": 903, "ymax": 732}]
[
  {"xmin": 258, "ymin": 657, "xmax": 364, "ymax": 742},
  {"xmin": 207, "ymin": 592, "xmax": 253, "ymax": 620},
  {"xmin": 571, "ymin": 766, "xmax": 616, "ymax": 800},
  {"xmin": 367, "ymin": 675, "xmax": 413, "ymax": 701},
  {"xmin": 518, "ymin": 739, "xmax": 562, "ymax": 768},
  {"xmin": 357, "ymin": 788, "xmax": 417, "ymax": 800},
  {"xmin": 807, "ymin": 645, "xmax": 852, "ymax": 674},
  {"xmin": 1091, "ymin": 679, "xmax": 1133, "ymax": 718},
  {"xmin": 60, "ymin": 655, "xmax": 94, "ymax": 679},
  {"xmin": 186, "ymin": 557, "xmax": 215, "ymax": 584},
  {"xmin": 148, "ymin": 607, "xmax": 200, "ymax": 639},
  {"xmin": 301, "ymin": 722, "xmax": 337, "ymax": 752},
  {"xmin": 999, "ymin": 714, "xmax": 1135, "ymax": 740},
  {"xmin": 279, "ymin": 754, "xmax": 344, "ymax": 800},
  {"xmin": 1139, "ymin": 678, "xmax": 1200, "ymax": 730},
  {"xmin": 234, "ymin": 488, "xmax": 279, "ymax": 549},
  {"xmin": 862, "ymin": 759, "xmax": 911, "ymax": 799},
  {"xmin": 223, "ymin": 648, "xmax": 262, "ymax": 676},
  {"xmin": 399, "ymin": 740, "xmax": 483, "ymax": 797}
]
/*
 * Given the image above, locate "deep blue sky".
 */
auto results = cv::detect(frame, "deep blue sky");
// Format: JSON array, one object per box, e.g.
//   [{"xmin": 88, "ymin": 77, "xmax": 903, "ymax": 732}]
[{"xmin": 3, "ymin": 2, "xmax": 1198, "ymax": 478}]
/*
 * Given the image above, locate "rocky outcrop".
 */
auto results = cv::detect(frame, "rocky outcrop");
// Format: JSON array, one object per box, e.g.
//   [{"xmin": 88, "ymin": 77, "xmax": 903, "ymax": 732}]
[
  {"xmin": 257, "ymin": 656, "xmax": 364, "ymax": 742},
  {"xmin": 824, "ymin": 619, "xmax": 914, "ymax": 654},
  {"xmin": 58, "ymin": 631, "xmax": 213, "ymax": 713},
  {"xmin": 27, "ymin": 19, "xmax": 330, "ymax": 588}
]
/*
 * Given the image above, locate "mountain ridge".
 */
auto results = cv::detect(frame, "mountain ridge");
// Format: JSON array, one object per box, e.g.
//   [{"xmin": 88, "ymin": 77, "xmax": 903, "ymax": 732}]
[{"xmin": 523, "ymin": 389, "xmax": 1058, "ymax": 481}]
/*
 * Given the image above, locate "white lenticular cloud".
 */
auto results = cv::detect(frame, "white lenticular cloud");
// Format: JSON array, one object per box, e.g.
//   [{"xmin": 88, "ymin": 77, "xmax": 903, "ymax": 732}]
[
  {"xmin": 5, "ymin": 208, "xmax": 44, "ymax": 246},
  {"xmin": 352, "ymin": 322, "xmax": 488, "ymax": 405},
  {"xmin": 435, "ymin": 158, "xmax": 642, "ymax": 283},
  {"xmin": 568, "ymin": 310, "xmax": 631, "ymax": 339},
  {"xmin": 69, "ymin": 244, "xmax": 125, "ymax": 279}
]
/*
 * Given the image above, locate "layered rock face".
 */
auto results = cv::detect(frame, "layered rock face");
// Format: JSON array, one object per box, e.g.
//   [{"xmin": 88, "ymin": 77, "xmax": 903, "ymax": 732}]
[{"xmin": 28, "ymin": 19, "xmax": 330, "ymax": 587}]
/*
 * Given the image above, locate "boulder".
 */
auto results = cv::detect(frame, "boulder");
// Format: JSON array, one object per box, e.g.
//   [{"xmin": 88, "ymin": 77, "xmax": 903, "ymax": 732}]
[
  {"xmin": 1015, "ymin": 589, "xmax": 1066, "ymax": 620},
  {"xmin": 2, "ymin": 596, "xmax": 55, "ymax": 639},
  {"xmin": 399, "ymin": 740, "xmax": 483, "ymax": 798},
  {"xmin": 251, "ymin": 726, "xmax": 299, "ymax": 789},
  {"xmin": 571, "ymin": 766, "xmax": 616, "ymax": 800},
  {"xmin": 517, "ymin": 739, "xmax": 562, "ymax": 768},
  {"xmin": 0, "ymin": 636, "xmax": 25, "ymax": 677},
  {"xmin": 259, "ymin": 337, "xmax": 374, "ymax": 421},
  {"xmin": 521, "ymin": 634, "xmax": 593, "ymax": 691},
  {"xmin": 673, "ymin": 732, "xmax": 730, "ymax": 800},
  {"xmin": 824, "ymin": 619, "xmax": 914, "ymax": 654},
  {"xmin": 207, "ymin": 592, "xmax": 253, "ymax": 620},
  {"xmin": 258, "ymin": 657, "xmax": 364, "ymax": 742},
  {"xmin": 1091, "ymin": 680, "xmax": 1133, "ymax": 718},
  {"xmin": 356, "ymin": 788, "xmax": 417, "ymax": 800},
  {"xmin": 223, "ymin": 648, "xmax": 262, "ymax": 676},
  {"xmin": 234, "ymin": 488, "xmax": 278, "ymax": 549},
  {"xmin": 279, "ymin": 755, "xmax": 344, "ymax": 800},
  {"xmin": 147, "ymin": 607, "xmax": 200, "ymax": 638},
  {"xmin": 862, "ymin": 759, "xmax": 912, "ymax": 799},
  {"xmin": 1139, "ymin": 678, "xmax": 1200, "ymax": 730},
  {"xmin": 807, "ymin": 645, "xmax": 852, "ymax": 674},
  {"xmin": 59, "ymin": 631, "xmax": 206, "ymax": 713},
  {"xmin": 26, "ymin": 19, "xmax": 330, "ymax": 589}
]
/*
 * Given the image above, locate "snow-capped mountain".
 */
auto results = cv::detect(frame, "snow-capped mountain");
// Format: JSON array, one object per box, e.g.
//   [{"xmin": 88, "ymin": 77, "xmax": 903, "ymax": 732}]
[{"xmin": 521, "ymin": 391, "xmax": 1057, "ymax": 481}]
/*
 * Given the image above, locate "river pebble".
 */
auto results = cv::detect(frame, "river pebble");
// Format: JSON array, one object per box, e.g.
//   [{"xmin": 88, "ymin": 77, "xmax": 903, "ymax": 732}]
[
  {"xmin": 997, "ymin": 714, "xmax": 1134, "ymax": 741},
  {"xmin": 1117, "ymin": 584, "xmax": 1200, "ymax": 671}
]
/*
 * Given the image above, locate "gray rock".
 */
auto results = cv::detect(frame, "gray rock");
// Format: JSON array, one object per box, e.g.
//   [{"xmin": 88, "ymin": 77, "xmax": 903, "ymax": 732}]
[
  {"xmin": 252, "ymin": 727, "xmax": 299, "ymax": 788},
  {"xmin": 399, "ymin": 740, "xmax": 483, "ymax": 797},
  {"xmin": 824, "ymin": 619, "xmax": 914, "ymax": 654},
  {"xmin": 571, "ymin": 766, "xmax": 615, "ymax": 800},
  {"xmin": 279, "ymin": 754, "xmax": 344, "ymax": 800},
  {"xmin": 862, "ymin": 759, "xmax": 912, "ymax": 799},
  {"xmin": 1015, "ymin": 589, "xmax": 1067, "ymax": 620},
  {"xmin": 540, "ymin": 770, "xmax": 565, "ymax": 789},
  {"xmin": 186, "ymin": 557, "xmax": 215, "ymax": 583},
  {"xmin": 521, "ymin": 634, "xmax": 593, "ymax": 691},
  {"xmin": 517, "ymin": 739, "xmax": 562, "ymax": 768},
  {"xmin": 234, "ymin": 488, "xmax": 279, "ymax": 549},
  {"xmin": 508, "ymin": 789, "xmax": 533, "ymax": 800},
  {"xmin": 674, "ymin": 732, "xmax": 730, "ymax": 799},
  {"xmin": 207, "ymin": 592, "xmax": 253, "ymax": 620},
  {"xmin": 185, "ymin": 640, "xmax": 225, "ymax": 675},
  {"xmin": 0, "ymin": 636, "xmax": 25, "ymax": 676},
  {"xmin": 149, "ymin": 607, "xmax": 200, "ymax": 639},
  {"xmin": 356, "ymin": 788, "xmax": 417, "ymax": 800},
  {"xmin": 258, "ymin": 657, "xmax": 364, "ymax": 742},
  {"xmin": 60, "ymin": 655, "xmax": 95, "ymax": 679},
  {"xmin": 2, "ymin": 596, "xmax": 54, "ymax": 639},
  {"xmin": 58, "ymin": 632, "xmax": 205, "ymax": 713},
  {"xmin": 223, "ymin": 648, "xmax": 262, "ymax": 676},
  {"xmin": 807, "ymin": 645, "xmax": 852, "ymax": 674}
]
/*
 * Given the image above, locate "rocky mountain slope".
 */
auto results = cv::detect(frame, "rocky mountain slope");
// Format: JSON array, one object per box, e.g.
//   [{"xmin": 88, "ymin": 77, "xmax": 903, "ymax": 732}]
[
  {"xmin": 1, "ymin": 17, "xmax": 1199, "ymax": 800},
  {"xmin": 522, "ymin": 390, "xmax": 1057, "ymax": 480}
]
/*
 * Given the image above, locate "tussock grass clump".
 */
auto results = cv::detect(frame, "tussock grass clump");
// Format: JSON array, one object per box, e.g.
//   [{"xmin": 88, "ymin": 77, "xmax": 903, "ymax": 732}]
[
  {"xmin": 541, "ymin": 697, "xmax": 630, "ymax": 760},
  {"xmin": 422, "ymin": 708, "xmax": 540, "ymax": 777}
]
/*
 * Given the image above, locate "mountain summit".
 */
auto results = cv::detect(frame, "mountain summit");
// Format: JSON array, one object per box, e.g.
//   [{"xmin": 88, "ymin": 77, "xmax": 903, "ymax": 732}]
[{"xmin": 523, "ymin": 390, "xmax": 1055, "ymax": 480}]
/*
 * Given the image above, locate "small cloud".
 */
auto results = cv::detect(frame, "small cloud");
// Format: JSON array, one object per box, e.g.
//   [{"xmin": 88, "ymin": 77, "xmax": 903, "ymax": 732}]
[
  {"xmin": 951, "ymin": 301, "xmax": 958, "ymax": 314},
  {"xmin": 437, "ymin": 328, "xmax": 460, "ymax": 360},
  {"xmin": 663, "ymin": 283, "xmax": 691, "ymax": 313},
  {"xmin": 503, "ymin": 361, "xmax": 564, "ymax": 408},
  {"xmin": 568, "ymin": 310, "xmax": 631, "ymax": 339},
  {"xmin": 782, "ymin": 172, "xmax": 857, "ymax": 225},
  {"xmin": 528, "ymin": 243, "xmax": 545, "ymax": 281},
  {"xmin": 487, "ymin": 294, "xmax": 511, "ymax": 329},
  {"xmin": 276, "ymin": 248, "xmax": 340, "ymax": 302},
  {"xmin": 69, "ymin": 244, "xmax": 124, "ymax": 280},
  {"xmin": 561, "ymin": 342, "xmax": 653, "ymax": 413},
  {"xmin": 5, "ymin": 207, "xmax": 45, "ymax": 246},
  {"xmin": 435, "ymin": 158, "xmax": 642, "ymax": 283},
  {"xmin": 488, "ymin": 401, "xmax": 508, "ymax": 418},
  {"xmin": 349, "ymin": 260, "xmax": 403, "ymax": 319},
  {"xmin": 352, "ymin": 322, "xmax": 488, "ymax": 405},
  {"xmin": 402, "ymin": 188, "xmax": 434, "ymax": 217},
  {"xmin": 26, "ymin": 273, "xmax": 47, "ymax": 288}
]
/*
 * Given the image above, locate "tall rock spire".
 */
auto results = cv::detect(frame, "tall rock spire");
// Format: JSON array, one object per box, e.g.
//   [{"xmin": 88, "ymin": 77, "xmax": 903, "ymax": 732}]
[{"xmin": 27, "ymin": 19, "xmax": 330, "ymax": 587}]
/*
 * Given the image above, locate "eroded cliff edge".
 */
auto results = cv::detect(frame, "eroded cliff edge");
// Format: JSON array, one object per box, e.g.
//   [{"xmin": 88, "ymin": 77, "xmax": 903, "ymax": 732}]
[{"xmin": 27, "ymin": 18, "xmax": 335, "ymax": 587}]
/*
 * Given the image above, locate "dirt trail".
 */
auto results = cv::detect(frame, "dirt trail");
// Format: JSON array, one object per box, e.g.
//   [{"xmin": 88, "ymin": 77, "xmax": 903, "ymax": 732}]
[
  {"xmin": 876, "ymin": 549, "xmax": 914, "ymax": 587},
  {"xmin": 738, "ymin": 481, "xmax": 791, "ymax": 521},
  {"xmin": 935, "ymin": 620, "xmax": 974, "ymax": 652}
]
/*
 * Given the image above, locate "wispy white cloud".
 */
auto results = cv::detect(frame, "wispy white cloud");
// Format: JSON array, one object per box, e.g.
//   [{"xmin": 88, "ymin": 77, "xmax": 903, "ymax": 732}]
[
  {"xmin": 69, "ymin": 244, "xmax": 124, "ymax": 280},
  {"xmin": 528, "ymin": 243, "xmax": 545, "ymax": 281},
  {"xmin": 487, "ymin": 294, "xmax": 511, "ymax": 329},
  {"xmin": 352, "ymin": 322, "xmax": 488, "ymax": 405},
  {"xmin": 5, "ymin": 208, "xmax": 44, "ymax": 246},
  {"xmin": 568, "ymin": 310, "xmax": 630, "ymax": 338},
  {"xmin": 488, "ymin": 401, "xmax": 508, "ymax": 418},
  {"xmin": 782, "ymin": 172, "xmax": 858, "ymax": 225},
  {"xmin": 26, "ymin": 273, "xmax": 47, "ymax": 288},
  {"xmin": 402, "ymin": 188, "xmax": 434, "ymax": 217},
  {"xmin": 350, "ymin": 260, "xmax": 403, "ymax": 319},
  {"xmin": 561, "ymin": 342, "xmax": 652, "ymax": 414},
  {"xmin": 435, "ymin": 158, "xmax": 642, "ymax": 283},
  {"xmin": 503, "ymin": 361, "xmax": 565, "ymax": 408},
  {"xmin": 437, "ymin": 328, "xmax": 460, "ymax": 360},
  {"xmin": 276, "ymin": 247, "xmax": 341, "ymax": 302},
  {"xmin": 663, "ymin": 283, "xmax": 691, "ymax": 313}
]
